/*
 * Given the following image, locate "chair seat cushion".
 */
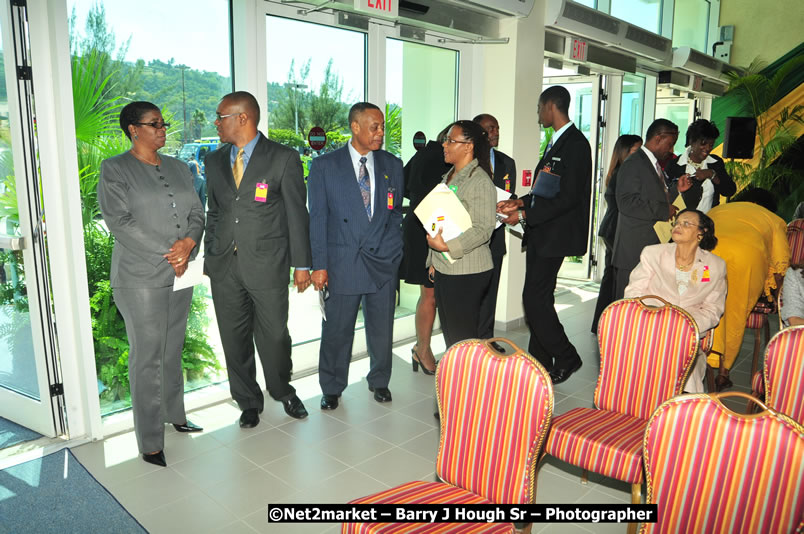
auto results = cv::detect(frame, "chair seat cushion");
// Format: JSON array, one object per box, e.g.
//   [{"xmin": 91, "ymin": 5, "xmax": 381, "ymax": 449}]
[
  {"xmin": 746, "ymin": 311, "xmax": 767, "ymax": 330},
  {"xmin": 545, "ymin": 408, "xmax": 646, "ymax": 484},
  {"xmin": 344, "ymin": 481, "xmax": 515, "ymax": 533}
]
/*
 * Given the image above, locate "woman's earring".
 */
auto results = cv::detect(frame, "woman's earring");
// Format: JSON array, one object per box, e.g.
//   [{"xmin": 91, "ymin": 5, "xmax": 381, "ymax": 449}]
[{"xmin": 134, "ymin": 135, "xmax": 138, "ymax": 140}]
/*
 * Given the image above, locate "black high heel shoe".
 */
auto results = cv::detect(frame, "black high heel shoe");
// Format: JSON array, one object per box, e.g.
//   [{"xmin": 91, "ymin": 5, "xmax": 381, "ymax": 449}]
[{"xmin": 411, "ymin": 347, "xmax": 436, "ymax": 376}]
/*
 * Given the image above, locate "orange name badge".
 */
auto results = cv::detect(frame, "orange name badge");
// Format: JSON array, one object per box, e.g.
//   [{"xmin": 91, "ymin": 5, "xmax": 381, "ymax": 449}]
[
  {"xmin": 255, "ymin": 182, "xmax": 268, "ymax": 202},
  {"xmin": 387, "ymin": 187, "xmax": 395, "ymax": 210}
]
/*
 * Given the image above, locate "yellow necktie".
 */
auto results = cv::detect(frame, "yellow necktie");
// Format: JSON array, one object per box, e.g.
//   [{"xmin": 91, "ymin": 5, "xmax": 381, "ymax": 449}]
[{"xmin": 232, "ymin": 148, "xmax": 245, "ymax": 189}]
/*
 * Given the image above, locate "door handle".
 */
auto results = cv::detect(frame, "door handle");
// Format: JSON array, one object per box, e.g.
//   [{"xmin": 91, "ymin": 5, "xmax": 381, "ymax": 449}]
[{"xmin": 0, "ymin": 235, "xmax": 25, "ymax": 250}]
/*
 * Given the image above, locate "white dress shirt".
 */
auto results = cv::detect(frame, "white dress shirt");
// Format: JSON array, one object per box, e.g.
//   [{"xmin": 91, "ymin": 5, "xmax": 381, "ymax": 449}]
[{"xmin": 347, "ymin": 141, "xmax": 375, "ymax": 218}]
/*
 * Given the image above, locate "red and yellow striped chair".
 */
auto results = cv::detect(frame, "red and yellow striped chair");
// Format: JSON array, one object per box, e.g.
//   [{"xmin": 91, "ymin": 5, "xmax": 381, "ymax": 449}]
[
  {"xmin": 787, "ymin": 218, "xmax": 804, "ymax": 264},
  {"xmin": 544, "ymin": 296, "xmax": 698, "ymax": 534},
  {"xmin": 642, "ymin": 392, "xmax": 804, "ymax": 533},
  {"xmin": 342, "ymin": 339, "xmax": 553, "ymax": 534},
  {"xmin": 749, "ymin": 325, "xmax": 804, "ymax": 421}
]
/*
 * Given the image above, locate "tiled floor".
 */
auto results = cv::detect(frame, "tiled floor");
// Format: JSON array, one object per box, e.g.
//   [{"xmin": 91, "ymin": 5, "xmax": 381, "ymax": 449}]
[{"xmin": 69, "ymin": 282, "xmax": 773, "ymax": 534}]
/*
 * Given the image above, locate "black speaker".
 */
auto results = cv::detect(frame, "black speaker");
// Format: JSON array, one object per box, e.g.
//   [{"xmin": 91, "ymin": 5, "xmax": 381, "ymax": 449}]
[{"xmin": 723, "ymin": 117, "xmax": 757, "ymax": 159}]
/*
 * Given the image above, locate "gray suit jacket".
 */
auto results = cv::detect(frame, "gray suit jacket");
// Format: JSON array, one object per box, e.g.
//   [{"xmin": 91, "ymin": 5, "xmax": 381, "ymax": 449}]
[
  {"xmin": 612, "ymin": 149, "xmax": 678, "ymax": 271},
  {"xmin": 98, "ymin": 152, "xmax": 204, "ymax": 288},
  {"xmin": 204, "ymin": 133, "xmax": 311, "ymax": 290}
]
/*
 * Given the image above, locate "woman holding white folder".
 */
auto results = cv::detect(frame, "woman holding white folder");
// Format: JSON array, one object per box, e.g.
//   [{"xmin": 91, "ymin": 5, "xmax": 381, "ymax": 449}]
[{"xmin": 426, "ymin": 120, "xmax": 497, "ymax": 347}]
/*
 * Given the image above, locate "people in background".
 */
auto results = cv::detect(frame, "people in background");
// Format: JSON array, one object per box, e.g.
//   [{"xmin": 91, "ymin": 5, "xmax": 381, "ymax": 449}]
[
  {"xmin": 666, "ymin": 119, "xmax": 736, "ymax": 213},
  {"xmin": 592, "ymin": 134, "xmax": 642, "ymax": 334},
  {"xmin": 706, "ymin": 192, "xmax": 790, "ymax": 390},
  {"xmin": 187, "ymin": 154, "xmax": 207, "ymax": 210},
  {"xmin": 497, "ymin": 86, "xmax": 591, "ymax": 384},
  {"xmin": 612, "ymin": 119, "xmax": 692, "ymax": 300},
  {"xmin": 97, "ymin": 101, "xmax": 204, "ymax": 467},
  {"xmin": 309, "ymin": 103, "xmax": 404, "ymax": 410},
  {"xmin": 473, "ymin": 113, "xmax": 516, "ymax": 350},
  {"xmin": 624, "ymin": 209, "xmax": 727, "ymax": 392},
  {"xmin": 398, "ymin": 125, "xmax": 451, "ymax": 375},
  {"xmin": 781, "ymin": 265, "xmax": 804, "ymax": 327},
  {"xmin": 204, "ymin": 91, "xmax": 312, "ymax": 428}
]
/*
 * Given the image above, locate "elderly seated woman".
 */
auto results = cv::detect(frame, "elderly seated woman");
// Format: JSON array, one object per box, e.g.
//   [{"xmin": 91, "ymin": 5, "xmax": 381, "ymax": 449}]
[{"xmin": 624, "ymin": 209, "xmax": 727, "ymax": 392}]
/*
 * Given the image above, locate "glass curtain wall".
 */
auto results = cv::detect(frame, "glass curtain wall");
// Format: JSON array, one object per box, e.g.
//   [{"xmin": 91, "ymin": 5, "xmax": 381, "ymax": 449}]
[
  {"xmin": 68, "ymin": 0, "xmax": 232, "ymax": 415},
  {"xmin": 672, "ymin": 0, "xmax": 710, "ymax": 52},
  {"xmin": 609, "ymin": 0, "xmax": 662, "ymax": 33},
  {"xmin": 621, "ymin": 74, "xmax": 645, "ymax": 135}
]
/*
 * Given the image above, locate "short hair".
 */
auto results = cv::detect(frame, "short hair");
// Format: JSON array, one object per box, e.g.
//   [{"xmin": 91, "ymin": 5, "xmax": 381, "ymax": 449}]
[
  {"xmin": 539, "ymin": 86, "xmax": 571, "ymax": 116},
  {"xmin": 448, "ymin": 120, "xmax": 492, "ymax": 177},
  {"xmin": 731, "ymin": 187, "xmax": 778, "ymax": 213},
  {"xmin": 348, "ymin": 102, "xmax": 381, "ymax": 126},
  {"xmin": 472, "ymin": 113, "xmax": 496, "ymax": 124},
  {"xmin": 119, "ymin": 101, "xmax": 160, "ymax": 139},
  {"xmin": 645, "ymin": 118, "xmax": 678, "ymax": 142},
  {"xmin": 222, "ymin": 91, "xmax": 260, "ymax": 124},
  {"xmin": 685, "ymin": 119, "xmax": 720, "ymax": 146},
  {"xmin": 679, "ymin": 208, "xmax": 718, "ymax": 251}
]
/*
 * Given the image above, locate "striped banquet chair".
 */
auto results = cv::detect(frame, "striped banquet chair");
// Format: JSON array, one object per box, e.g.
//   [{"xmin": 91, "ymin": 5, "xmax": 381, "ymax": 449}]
[
  {"xmin": 342, "ymin": 339, "xmax": 553, "ymax": 534},
  {"xmin": 749, "ymin": 325, "xmax": 804, "ymax": 421},
  {"xmin": 642, "ymin": 392, "xmax": 804, "ymax": 533},
  {"xmin": 788, "ymin": 218, "xmax": 804, "ymax": 264},
  {"xmin": 544, "ymin": 296, "xmax": 698, "ymax": 534}
]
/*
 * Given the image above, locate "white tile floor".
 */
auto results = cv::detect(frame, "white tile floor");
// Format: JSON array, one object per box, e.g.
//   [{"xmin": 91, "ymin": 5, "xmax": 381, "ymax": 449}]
[{"xmin": 69, "ymin": 282, "xmax": 771, "ymax": 534}]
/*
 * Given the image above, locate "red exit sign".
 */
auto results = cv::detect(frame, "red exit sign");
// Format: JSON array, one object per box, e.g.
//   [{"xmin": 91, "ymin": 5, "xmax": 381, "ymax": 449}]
[
  {"xmin": 570, "ymin": 38, "xmax": 588, "ymax": 62},
  {"xmin": 354, "ymin": 0, "xmax": 398, "ymax": 17}
]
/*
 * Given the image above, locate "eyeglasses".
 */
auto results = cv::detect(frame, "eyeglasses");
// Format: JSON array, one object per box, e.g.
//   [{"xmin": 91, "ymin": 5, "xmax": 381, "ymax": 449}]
[
  {"xmin": 215, "ymin": 112, "xmax": 240, "ymax": 121},
  {"xmin": 673, "ymin": 220, "xmax": 701, "ymax": 229},
  {"xmin": 135, "ymin": 121, "xmax": 170, "ymax": 129},
  {"xmin": 443, "ymin": 137, "xmax": 471, "ymax": 145}
]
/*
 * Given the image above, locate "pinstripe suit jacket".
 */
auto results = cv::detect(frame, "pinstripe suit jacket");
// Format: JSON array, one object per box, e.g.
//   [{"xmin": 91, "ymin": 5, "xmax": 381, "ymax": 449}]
[{"xmin": 308, "ymin": 145, "xmax": 404, "ymax": 295}]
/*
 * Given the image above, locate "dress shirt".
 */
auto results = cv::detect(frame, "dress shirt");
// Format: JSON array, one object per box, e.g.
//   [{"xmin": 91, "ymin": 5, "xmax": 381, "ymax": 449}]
[
  {"xmin": 229, "ymin": 132, "xmax": 260, "ymax": 170},
  {"xmin": 490, "ymin": 148, "xmax": 496, "ymax": 174},
  {"xmin": 546, "ymin": 121, "xmax": 573, "ymax": 152},
  {"xmin": 347, "ymin": 141, "xmax": 375, "ymax": 217},
  {"xmin": 640, "ymin": 145, "xmax": 663, "ymax": 178}
]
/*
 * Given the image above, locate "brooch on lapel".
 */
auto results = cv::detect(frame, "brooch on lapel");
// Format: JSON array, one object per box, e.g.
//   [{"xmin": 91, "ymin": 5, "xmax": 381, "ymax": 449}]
[{"xmin": 701, "ymin": 266, "xmax": 711, "ymax": 282}]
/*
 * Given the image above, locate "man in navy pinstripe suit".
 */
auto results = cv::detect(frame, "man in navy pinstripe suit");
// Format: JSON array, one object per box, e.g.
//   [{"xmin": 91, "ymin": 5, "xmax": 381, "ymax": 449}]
[{"xmin": 308, "ymin": 103, "xmax": 404, "ymax": 410}]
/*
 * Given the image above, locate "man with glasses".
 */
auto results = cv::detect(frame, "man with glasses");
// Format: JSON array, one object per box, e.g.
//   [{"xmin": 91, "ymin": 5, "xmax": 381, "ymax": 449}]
[
  {"xmin": 204, "ymin": 91, "xmax": 312, "ymax": 427},
  {"xmin": 612, "ymin": 118, "xmax": 692, "ymax": 300},
  {"xmin": 308, "ymin": 102, "xmax": 404, "ymax": 411}
]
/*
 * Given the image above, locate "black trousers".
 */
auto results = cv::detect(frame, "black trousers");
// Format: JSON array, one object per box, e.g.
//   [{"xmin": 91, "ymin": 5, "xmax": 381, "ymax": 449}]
[
  {"xmin": 478, "ymin": 254, "xmax": 504, "ymax": 339},
  {"xmin": 210, "ymin": 254, "xmax": 295, "ymax": 411},
  {"xmin": 591, "ymin": 244, "xmax": 615, "ymax": 333},
  {"xmin": 523, "ymin": 252, "xmax": 580, "ymax": 372},
  {"xmin": 434, "ymin": 270, "xmax": 493, "ymax": 349}
]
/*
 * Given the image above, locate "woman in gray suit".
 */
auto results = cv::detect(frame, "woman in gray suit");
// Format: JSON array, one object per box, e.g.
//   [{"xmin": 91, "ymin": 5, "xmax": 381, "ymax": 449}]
[{"xmin": 98, "ymin": 101, "xmax": 205, "ymax": 467}]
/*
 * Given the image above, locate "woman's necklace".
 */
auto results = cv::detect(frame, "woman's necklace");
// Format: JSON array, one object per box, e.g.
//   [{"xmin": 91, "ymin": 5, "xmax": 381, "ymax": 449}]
[
  {"xmin": 130, "ymin": 149, "xmax": 161, "ymax": 167},
  {"xmin": 676, "ymin": 259, "xmax": 694, "ymax": 271}
]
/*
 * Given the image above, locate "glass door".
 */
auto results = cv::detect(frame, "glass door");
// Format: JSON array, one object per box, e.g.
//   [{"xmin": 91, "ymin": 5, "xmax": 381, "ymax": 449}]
[{"xmin": 0, "ymin": 1, "xmax": 63, "ymax": 438}]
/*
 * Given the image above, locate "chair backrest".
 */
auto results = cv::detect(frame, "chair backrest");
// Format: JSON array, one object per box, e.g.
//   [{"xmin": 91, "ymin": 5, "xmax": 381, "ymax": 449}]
[
  {"xmin": 596, "ymin": 297, "xmax": 698, "ymax": 419},
  {"xmin": 435, "ymin": 339, "xmax": 553, "ymax": 504},
  {"xmin": 642, "ymin": 393, "xmax": 804, "ymax": 534},
  {"xmin": 764, "ymin": 325, "xmax": 804, "ymax": 422},
  {"xmin": 788, "ymin": 219, "xmax": 804, "ymax": 264}
]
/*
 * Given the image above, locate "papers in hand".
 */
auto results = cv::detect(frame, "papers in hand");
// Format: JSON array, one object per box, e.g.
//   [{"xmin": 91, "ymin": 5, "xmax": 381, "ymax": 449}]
[
  {"xmin": 495, "ymin": 185, "xmax": 513, "ymax": 229},
  {"xmin": 173, "ymin": 258, "xmax": 204, "ymax": 291},
  {"xmin": 653, "ymin": 195, "xmax": 686, "ymax": 243},
  {"xmin": 414, "ymin": 183, "xmax": 472, "ymax": 264}
]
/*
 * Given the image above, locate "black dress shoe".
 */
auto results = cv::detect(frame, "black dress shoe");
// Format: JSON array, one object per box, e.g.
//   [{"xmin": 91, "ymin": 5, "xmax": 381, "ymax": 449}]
[
  {"xmin": 282, "ymin": 396, "xmax": 309, "ymax": 419},
  {"xmin": 368, "ymin": 385, "xmax": 392, "ymax": 403},
  {"xmin": 550, "ymin": 358, "xmax": 583, "ymax": 385},
  {"xmin": 320, "ymin": 394, "xmax": 339, "ymax": 410},
  {"xmin": 173, "ymin": 420, "xmax": 203, "ymax": 433},
  {"xmin": 142, "ymin": 450, "xmax": 166, "ymax": 467},
  {"xmin": 239, "ymin": 408, "xmax": 260, "ymax": 428}
]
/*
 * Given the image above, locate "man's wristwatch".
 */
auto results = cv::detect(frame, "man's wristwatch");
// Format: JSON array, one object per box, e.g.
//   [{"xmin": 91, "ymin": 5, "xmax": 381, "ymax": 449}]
[{"xmin": 517, "ymin": 210, "xmax": 526, "ymax": 231}]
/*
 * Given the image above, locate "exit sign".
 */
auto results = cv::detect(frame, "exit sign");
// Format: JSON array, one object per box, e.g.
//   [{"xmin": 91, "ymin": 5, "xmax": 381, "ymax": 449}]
[
  {"xmin": 570, "ymin": 38, "xmax": 588, "ymax": 62},
  {"xmin": 354, "ymin": 0, "xmax": 398, "ymax": 18}
]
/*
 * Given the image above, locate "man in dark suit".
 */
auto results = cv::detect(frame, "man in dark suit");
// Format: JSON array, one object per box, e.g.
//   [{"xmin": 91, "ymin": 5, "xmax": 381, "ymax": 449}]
[
  {"xmin": 473, "ymin": 114, "xmax": 516, "ymax": 346},
  {"xmin": 612, "ymin": 118, "xmax": 691, "ymax": 300},
  {"xmin": 308, "ymin": 102, "xmax": 404, "ymax": 410},
  {"xmin": 498, "ymin": 86, "xmax": 591, "ymax": 384},
  {"xmin": 205, "ymin": 91, "xmax": 312, "ymax": 427}
]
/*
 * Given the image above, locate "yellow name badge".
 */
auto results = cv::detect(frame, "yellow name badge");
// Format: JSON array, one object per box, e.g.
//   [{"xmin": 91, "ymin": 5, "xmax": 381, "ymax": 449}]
[{"xmin": 255, "ymin": 182, "xmax": 268, "ymax": 203}]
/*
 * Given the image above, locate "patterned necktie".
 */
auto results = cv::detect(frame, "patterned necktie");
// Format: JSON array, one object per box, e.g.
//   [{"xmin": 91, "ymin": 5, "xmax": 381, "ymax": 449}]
[
  {"xmin": 358, "ymin": 156, "xmax": 371, "ymax": 220},
  {"xmin": 232, "ymin": 148, "xmax": 245, "ymax": 189},
  {"xmin": 656, "ymin": 159, "xmax": 671, "ymax": 206}
]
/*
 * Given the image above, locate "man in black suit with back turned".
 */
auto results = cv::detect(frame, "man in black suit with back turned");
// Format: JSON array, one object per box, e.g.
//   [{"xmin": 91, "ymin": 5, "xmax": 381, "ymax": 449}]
[
  {"xmin": 204, "ymin": 91, "xmax": 312, "ymax": 427},
  {"xmin": 498, "ymin": 86, "xmax": 591, "ymax": 384},
  {"xmin": 473, "ymin": 114, "xmax": 516, "ymax": 347}
]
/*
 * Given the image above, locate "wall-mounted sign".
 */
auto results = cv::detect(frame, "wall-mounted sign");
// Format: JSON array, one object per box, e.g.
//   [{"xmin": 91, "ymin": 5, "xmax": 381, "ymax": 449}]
[
  {"xmin": 413, "ymin": 131, "xmax": 427, "ymax": 151},
  {"xmin": 308, "ymin": 127, "xmax": 327, "ymax": 151},
  {"xmin": 569, "ymin": 37, "xmax": 588, "ymax": 62},
  {"xmin": 353, "ymin": 0, "xmax": 398, "ymax": 18}
]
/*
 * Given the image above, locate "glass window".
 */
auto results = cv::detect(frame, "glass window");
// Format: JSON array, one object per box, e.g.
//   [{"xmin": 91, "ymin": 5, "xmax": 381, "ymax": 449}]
[
  {"xmin": 574, "ymin": 0, "xmax": 596, "ymax": 7},
  {"xmin": 672, "ymin": 0, "xmax": 710, "ymax": 52},
  {"xmin": 655, "ymin": 100, "xmax": 691, "ymax": 154},
  {"xmin": 610, "ymin": 0, "xmax": 661, "ymax": 34},
  {"xmin": 266, "ymin": 15, "xmax": 367, "ymax": 375},
  {"xmin": 68, "ymin": 0, "xmax": 232, "ymax": 415},
  {"xmin": 621, "ymin": 74, "xmax": 645, "ymax": 135}
]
